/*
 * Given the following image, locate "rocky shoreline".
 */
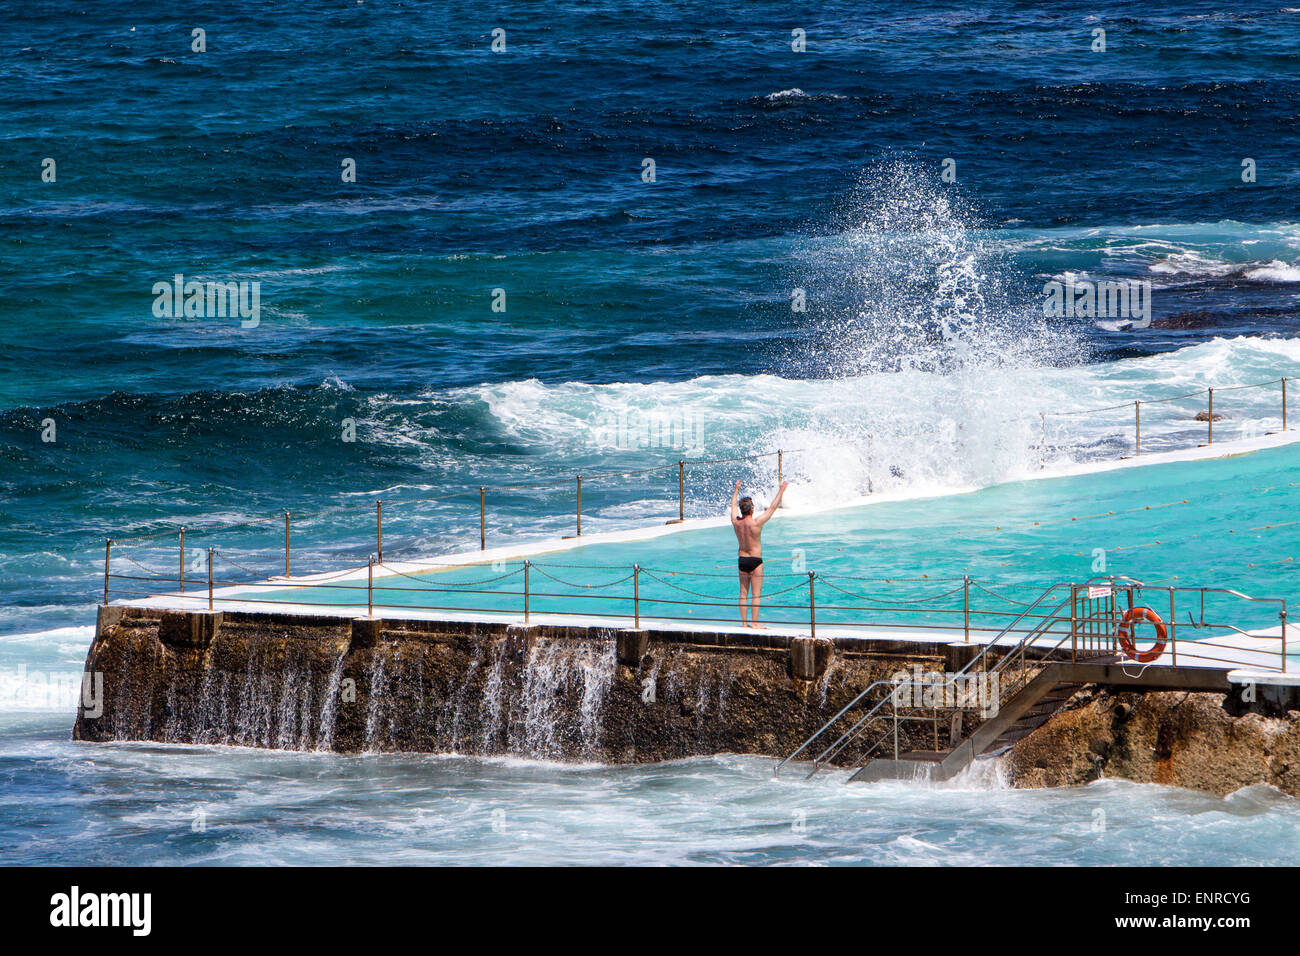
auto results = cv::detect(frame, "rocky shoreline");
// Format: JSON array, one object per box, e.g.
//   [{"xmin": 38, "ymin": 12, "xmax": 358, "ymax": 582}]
[{"xmin": 1011, "ymin": 686, "xmax": 1300, "ymax": 796}]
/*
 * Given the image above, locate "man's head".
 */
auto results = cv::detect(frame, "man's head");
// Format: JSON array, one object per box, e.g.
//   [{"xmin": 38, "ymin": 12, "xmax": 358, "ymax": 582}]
[{"xmin": 738, "ymin": 496, "xmax": 754, "ymax": 518}]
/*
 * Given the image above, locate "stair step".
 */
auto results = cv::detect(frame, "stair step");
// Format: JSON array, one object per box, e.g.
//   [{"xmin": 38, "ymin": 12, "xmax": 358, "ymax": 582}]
[
  {"xmin": 838, "ymin": 656, "xmax": 1096, "ymax": 785},
  {"xmin": 1018, "ymin": 711, "xmax": 1056, "ymax": 725},
  {"xmin": 896, "ymin": 751, "xmax": 949, "ymax": 762},
  {"xmin": 1007, "ymin": 724, "xmax": 1044, "ymax": 737},
  {"xmin": 996, "ymin": 729, "xmax": 1035, "ymax": 744},
  {"xmin": 988, "ymin": 682, "xmax": 1087, "ymax": 748}
]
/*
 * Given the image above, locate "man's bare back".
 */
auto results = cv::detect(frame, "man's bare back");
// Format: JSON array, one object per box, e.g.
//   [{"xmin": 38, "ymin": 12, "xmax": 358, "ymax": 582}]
[
  {"xmin": 733, "ymin": 512, "xmax": 764, "ymax": 556},
  {"xmin": 729, "ymin": 479, "xmax": 789, "ymax": 628}
]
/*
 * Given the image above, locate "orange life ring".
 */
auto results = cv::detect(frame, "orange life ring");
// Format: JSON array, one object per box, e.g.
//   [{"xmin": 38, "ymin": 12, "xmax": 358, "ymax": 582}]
[{"xmin": 1116, "ymin": 606, "xmax": 1167, "ymax": 663}]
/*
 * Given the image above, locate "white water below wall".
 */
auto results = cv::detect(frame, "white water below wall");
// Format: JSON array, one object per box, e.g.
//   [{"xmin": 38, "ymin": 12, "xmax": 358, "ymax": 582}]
[{"xmin": 6, "ymin": 714, "xmax": 1298, "ymax": 865}]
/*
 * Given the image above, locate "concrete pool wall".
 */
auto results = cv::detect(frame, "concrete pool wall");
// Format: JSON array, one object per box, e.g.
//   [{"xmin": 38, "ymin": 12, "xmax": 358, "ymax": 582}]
[
  {"xmin": 72, "ymin": 604, "xmax": 1300, "ymax": 798},
  {"xmin": 74, "ymin": 605, "xmax": 977, "ymax": 763}
]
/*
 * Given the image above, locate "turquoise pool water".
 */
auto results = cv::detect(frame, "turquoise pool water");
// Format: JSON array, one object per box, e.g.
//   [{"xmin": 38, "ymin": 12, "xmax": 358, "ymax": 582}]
[{"xmin": 246, "ymin": 442, "xmax": 1300, "ymax": 640}]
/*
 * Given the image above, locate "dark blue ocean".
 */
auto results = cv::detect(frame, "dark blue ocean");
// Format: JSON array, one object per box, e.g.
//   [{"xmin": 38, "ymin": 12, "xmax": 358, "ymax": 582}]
[{"xmin": 4, "ymin": 2, "xmax": 1300, "ymax": 865}]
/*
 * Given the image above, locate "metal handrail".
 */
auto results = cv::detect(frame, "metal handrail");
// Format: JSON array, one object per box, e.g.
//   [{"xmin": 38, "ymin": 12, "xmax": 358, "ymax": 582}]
[
  {"xmin": 774, "ymin": 579, "xmax": 1075, "ymax": 777},
  {"xmin": 107, "ymin": 558, "xmax": 1288, "ymax": 647},
  {"xmin": 774, "ymin": 575, "xmax": 1172, "ymax": 778},
  {"xmin": 858, "ymin": 577, "xmax": 1144, "ymax": 760},
  {"xmin": 775, "ymin": 679, "xmax": 899, "ymax": 774},
  {"xmin": 778, "ymin": 574, "xmax": 1291, "ymax": 779}
]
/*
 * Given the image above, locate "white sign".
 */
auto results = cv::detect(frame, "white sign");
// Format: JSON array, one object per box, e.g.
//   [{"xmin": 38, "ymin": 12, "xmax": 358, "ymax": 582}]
[{"xmin": 1088, "ymin": 586, "xmax": 1112, "ymax": 600}]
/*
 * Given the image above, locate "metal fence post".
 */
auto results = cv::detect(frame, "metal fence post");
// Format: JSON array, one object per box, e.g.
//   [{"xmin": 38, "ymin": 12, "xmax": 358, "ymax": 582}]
[
  {"xmin": 376, "ymin": 500, "xmax": 383, "ymax": 562},
  {"xmin": 575, "ymin": 476, "xmax": 582, "ymax": 536},
  {"xmin": 634, "ymin": 564, "xmax": 640, "ymax": 628},
  {"xmin": 367, "ymin": 555, "xmax": 373, "ymax": 617},
  {"xmin": 1169, "ymin": 587, "xmax": 1177, "ymax": 667},
  {"xmin": 961, "ymin": 572, "xmax": 972, "ymax": 647},
  {"xmin": 677, "ymin": 461, "xmax": 685, "ymax": 522},
  {"xmin": 1069, "ymin": 584, "xmax": 1077, "ymax": 663},
  {"xmin": 103, "ymin": 538, "xmax": 112, "ymax": 605},
  {"xmin": 892, "ymin": 691, "xmax": 899, "ymax": 760},
  {"xmin": 808, "ymin": 571, "xmax": 816, "ymax": 638},
  {"xmin": 479, "ymin": 487, "xmax": 486, "ymax": 550},
  {"xmin": 1282, "ymin": 601, "xmax": 1289, "ymax": 674},
  {"xmin": 1134, "ymin": 401, "xmax": 1141, "ymax": 456},
  {"xmin": 284, "ymin": 511, "xmax": 290, "ymax": 578},
  {"xmin": 1207, "ymin": 388, "xmax": 1214, "ymax": 444},
  {"xmin": 207, "ymin": 547, "xmax": 214, "ymax": 611},
  {"xmin": 1111, "ymin": 577, "xmax": 1121, "ymax": 656},
  {"xmin": 777, "ymin": 449, "xmax": 783, "ymax": 484},
  {"xmin": 1284, "ymin": 377, "xmax": 1289, "ymax": 431},
  {"xmin": 179, "ymin": 528, "xmax": 185, "ymax": 593},
  {"xmin": 524, "ymin": 559, "xmax": 531, "ymax": 624}
]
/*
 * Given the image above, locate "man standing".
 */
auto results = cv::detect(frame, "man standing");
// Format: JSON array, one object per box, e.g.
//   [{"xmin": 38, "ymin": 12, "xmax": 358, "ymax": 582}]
[{"xmin": 730, "ymin": 479, "xmax": 789, "ymax": 628}]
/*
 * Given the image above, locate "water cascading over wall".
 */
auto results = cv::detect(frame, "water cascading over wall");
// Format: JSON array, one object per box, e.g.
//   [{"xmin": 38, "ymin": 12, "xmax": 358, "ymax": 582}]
[{"xmin": 74, "ymin": 607, "xmax": 948, "ymax": 763}]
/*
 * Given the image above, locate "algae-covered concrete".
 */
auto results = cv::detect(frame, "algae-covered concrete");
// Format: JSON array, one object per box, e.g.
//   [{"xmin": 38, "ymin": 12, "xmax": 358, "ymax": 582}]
[
  {"xmin": 79, "ymin": 606, "xmax": 1295, "ymax": 794},
  {"xmin": 74, "ymin": 606, "xmax": 955, "ymax": 763}
]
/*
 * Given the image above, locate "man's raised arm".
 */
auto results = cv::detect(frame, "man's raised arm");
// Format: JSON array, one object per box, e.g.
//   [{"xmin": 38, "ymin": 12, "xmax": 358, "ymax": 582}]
[
  {"xmin": 729, "ymin": 479, "xmax": 741, "ymax": 521},
  {"xmin": 756, "ymin": 481, "xmax": 790, "ymax": 525}
]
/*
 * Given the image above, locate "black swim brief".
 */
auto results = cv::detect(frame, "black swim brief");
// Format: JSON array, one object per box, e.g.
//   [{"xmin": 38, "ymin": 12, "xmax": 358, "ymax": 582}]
[{"xmin": 738, "ymin": 556, "xmax": 763, "ymax": 574}]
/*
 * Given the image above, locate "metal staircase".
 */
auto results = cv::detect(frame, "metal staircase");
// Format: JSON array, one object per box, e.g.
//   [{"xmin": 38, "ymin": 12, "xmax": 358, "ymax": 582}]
[
  {"xmin": 850, "ymin": 664, "xmax": 1096, "ymax": 782},
  {"xmin": 776, "ymin": 576, "xmax": 1134, "ymax": 783}
]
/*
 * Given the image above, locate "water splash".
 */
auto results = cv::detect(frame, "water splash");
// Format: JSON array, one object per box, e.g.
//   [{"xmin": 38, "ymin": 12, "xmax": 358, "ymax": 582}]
[
  {"xmin": 362, "ymin": 649, "xmax": 390, "ymax": 752},
  {"xmin": 740, "ymin": 160, "xmax": 1090, "ymax": 501},
  {"xmin": 478, "ymin": 639, "xmax": 508, "ymax": 752},
  {"xmin": 316, "ymin": 648, "xmax": 346, "ymax": 752},
  {"xmin": 801, "ymin": 159, "xmax": 1079, "ymax": 376},
  {"xmin": 512, "ymin": 636, "xmax": 616, "ymax": 760},
  {"xmin": 235, "ymin": 645, "xmax": 276, "ymax": 747},
  {"xmin": 941, "ymin": 752, "xmax": 1012, "ymax": 790},
  {"xmin": 448, "ymin": 637, "xmax": 487, "ymax": 752}
]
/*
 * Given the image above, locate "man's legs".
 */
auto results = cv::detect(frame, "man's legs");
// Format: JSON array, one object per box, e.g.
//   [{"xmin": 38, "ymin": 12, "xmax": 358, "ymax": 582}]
[
  {"xmin": 749, "ymin": 564, "xmax": 765, "ymax": 628},
  {"xmin": 738, "ymin": 571, "xmax": 751, "ymax": 626}
]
